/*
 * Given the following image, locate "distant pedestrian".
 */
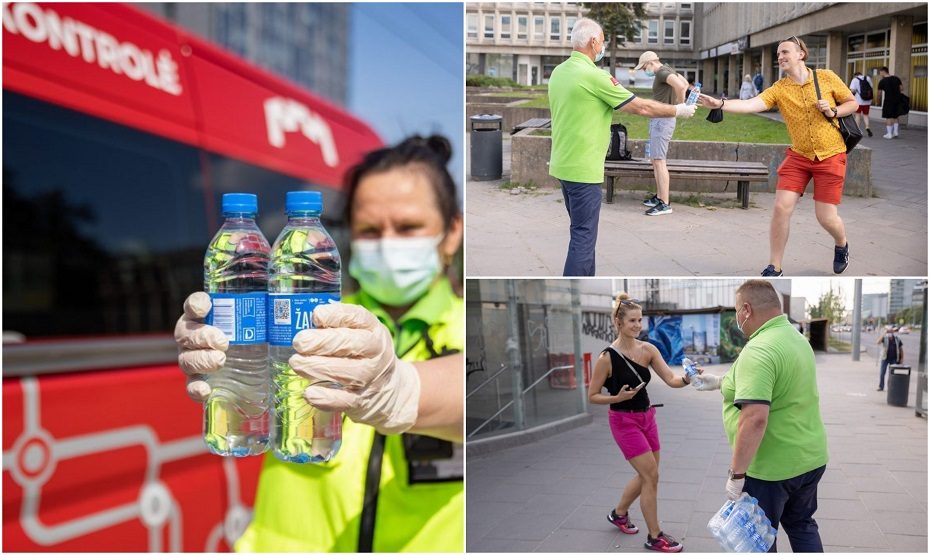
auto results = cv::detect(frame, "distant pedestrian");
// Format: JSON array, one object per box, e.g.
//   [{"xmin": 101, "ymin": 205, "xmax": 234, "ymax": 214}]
[
  {"xmin": 692, "ymin": 280, "xmax": 829, "ymax": 553},
  {"xmin": 753, "ymin": 71, "xmax": 764, "ymax": 94},
  {"xmin": 739, "ymin": 74, "xmax": 756, "ymax": 100},
  {"xmin": 877, "ymin": 66, "xmax": 905, "ymax": 139},
  {"xmin": 848, "ymin": 70, "xmax": 874, "ymax": 137},
  {"xmin": 876, "ymin": 325, "xmax": 904, "ymax": 391},
  {"xmin": 548, "ymin": 18, "xmax": 696, "ymax": 276},
  {"xmin": 698, "ymin": 36, "xmax": 857, "ymax": 277},
  {"xmin": 588, "ymin": 294, "xmax": 696, "ymax": 553},
  {"xmin": 635, "ymin": 50, "xmax": 691, "ymax": 216}
]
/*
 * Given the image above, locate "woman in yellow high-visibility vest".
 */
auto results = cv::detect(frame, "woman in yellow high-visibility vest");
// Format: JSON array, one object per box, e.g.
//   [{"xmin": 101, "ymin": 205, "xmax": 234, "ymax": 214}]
[{"xmin": 175, "ymin": 135, "xmax": 464, "ymax": 552}]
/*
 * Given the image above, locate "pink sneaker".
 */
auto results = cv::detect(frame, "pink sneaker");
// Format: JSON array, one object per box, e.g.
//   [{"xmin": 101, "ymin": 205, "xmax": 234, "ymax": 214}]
[
  {"xmin": 607, "ymin": 509, "xmax": 639, "ymax": 534},
  {"xmin": 645, "ymin": 531, "xmax": 683, "ymax": 553}
]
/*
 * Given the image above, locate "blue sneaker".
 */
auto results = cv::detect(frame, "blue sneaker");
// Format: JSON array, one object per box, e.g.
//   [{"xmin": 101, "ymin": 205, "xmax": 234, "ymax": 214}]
[
  {"xmin": 642, "ymin": 194, "xmax": 660, "ymax": 207},
  {"xmin": 761, "ymin": 264, "xmax": 783, "ymax": 277},
  {"xmin": 833, "ymin": 243, "xmax": 849, "ymax": 274}
]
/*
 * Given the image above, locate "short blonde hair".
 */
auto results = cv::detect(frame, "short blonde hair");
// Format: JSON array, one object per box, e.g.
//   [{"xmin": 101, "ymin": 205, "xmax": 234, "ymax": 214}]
[
  {"xmin": 736, "ymin": 280, "xmax": 782, "ymax": 310},
  {"xmin": 779, "ymin": 36, "xmax": 810, "ymax": 62},
  {"xmin": 613, "ymin": 292, "xmax": 642, "ymax": 321}
]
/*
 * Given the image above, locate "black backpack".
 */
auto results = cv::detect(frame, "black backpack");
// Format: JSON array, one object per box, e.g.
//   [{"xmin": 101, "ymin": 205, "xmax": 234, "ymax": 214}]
[
  {"xmin": 606, "ymin": 122, "xmax": 632, "ymax": 161},
  {"xmin": 858, "ymin": 77, "xmax": 873, "ymax": 101}
]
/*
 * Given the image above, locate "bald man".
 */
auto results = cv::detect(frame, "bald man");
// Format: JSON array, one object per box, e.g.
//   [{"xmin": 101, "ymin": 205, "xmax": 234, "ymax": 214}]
[{"xmin": 694, "ymin": 280, "xmax": 828, "ymax": 552}]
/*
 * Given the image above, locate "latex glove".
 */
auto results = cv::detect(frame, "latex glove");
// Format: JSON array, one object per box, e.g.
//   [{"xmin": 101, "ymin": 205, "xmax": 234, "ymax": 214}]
[
  {"xmin": 693, "ymin": 372, "xmax": 723, "ymax": 391},
  {"xmin": 174, "ymin": 292, "xmax": 228, "ymax": 401},
  {"xmin": 726, "ymin": 476, "xmax": 745, "ymax": 501},
  {"xmin": 675, "ymin": 103, "xmax": 697, "ymax": 118},
  {"xmin": 290, "ymin": 303, "xmax": 421, "ymax": 435}
]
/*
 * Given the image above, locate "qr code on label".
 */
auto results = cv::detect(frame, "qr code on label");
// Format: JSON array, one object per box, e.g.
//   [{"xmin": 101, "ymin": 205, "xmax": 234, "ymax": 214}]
[{"xmin": 274, "ymin": 298, "xmax": 291, "ymax": 325}]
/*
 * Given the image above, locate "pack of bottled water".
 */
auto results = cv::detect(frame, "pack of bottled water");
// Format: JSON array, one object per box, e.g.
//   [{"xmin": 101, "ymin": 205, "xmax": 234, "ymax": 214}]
[
  {"xmin": 708, "ymin": 493, "xmax": 776, "ymax": 553},
  {"xmin": 682, "ymin": 357, "xmax": 703, "ymax": 388}
]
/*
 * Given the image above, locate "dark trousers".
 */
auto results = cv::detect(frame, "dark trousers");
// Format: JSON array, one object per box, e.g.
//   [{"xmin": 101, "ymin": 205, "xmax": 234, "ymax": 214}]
[
  {"xmin": 744, "ymin": 465, "xmax": 826, "ymax": 553},
  {"xmin": 879, "ymin": 358, "xmax": 892, "ymax": 390},
  {"xmin": 559, "ymin": 180, "xmax": 602, "ymax": 276}
]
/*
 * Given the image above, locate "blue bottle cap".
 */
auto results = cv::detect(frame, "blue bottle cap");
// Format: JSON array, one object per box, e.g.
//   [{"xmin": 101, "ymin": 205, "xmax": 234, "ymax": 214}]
[
  {"xmin": 222, "ymin": 193, "xmax": 258, "ymax": 215},
  {"xmin": 695, "ymin": 82, "xmax": 702, "ymax": 88},
  {"xmin": 286, "ymin": 191, "xmax": 323, "ymax": 213}
]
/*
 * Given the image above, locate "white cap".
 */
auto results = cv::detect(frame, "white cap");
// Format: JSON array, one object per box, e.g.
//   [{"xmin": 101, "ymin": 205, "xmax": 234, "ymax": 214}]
[{"xmin": 634, "ymin": 51, "xmax": 660, "ymax": 71}]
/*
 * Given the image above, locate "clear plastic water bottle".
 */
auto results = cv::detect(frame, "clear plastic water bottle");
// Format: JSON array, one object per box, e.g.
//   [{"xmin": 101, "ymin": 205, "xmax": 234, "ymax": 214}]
[
  {"xmin": 203, "ymin": 193, "xmax": 271, "ymax": 457},
  {"xmin": 682, "ymin": 357, "xmax": 703, "ymax": 388},
  {"xmin": 644, "ymin": 141, "xmax": 651, "ymax": 160},
  {"xmin": 267, "ymin": 191, "xmax": 342, "ymax": 463},
  {"xmin": 687, "ymin": 81, "xmax": 702, "ymax": 105},
  {"xmin": 711, "ymin": 493, "xmax": 776, "ymax": 552}
]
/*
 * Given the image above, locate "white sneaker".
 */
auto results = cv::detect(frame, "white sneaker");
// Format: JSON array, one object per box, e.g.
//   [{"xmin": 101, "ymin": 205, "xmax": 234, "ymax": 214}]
[{"xmin": 883, "ymin": 133, "xmax": 893, "ymax": 139}]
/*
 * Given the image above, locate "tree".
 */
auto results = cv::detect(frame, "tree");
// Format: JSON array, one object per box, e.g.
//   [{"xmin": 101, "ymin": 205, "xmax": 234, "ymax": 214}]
[
  {"xmin": 580, "ymin": 3, "xmax": 647, "ymax": 76},
  {"xmin": 808, "ymin": 286, "xmax": 847, "ymax": 324}
]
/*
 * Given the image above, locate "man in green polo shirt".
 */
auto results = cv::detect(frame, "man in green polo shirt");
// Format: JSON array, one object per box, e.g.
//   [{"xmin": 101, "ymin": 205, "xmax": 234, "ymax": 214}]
[
  {"xmin": 693, "ymin": 279, "xmax": 828, "ymax": 552},
  {"xmin": 548, "ymin": 17, "xmax": 696, "ymax": 276}
]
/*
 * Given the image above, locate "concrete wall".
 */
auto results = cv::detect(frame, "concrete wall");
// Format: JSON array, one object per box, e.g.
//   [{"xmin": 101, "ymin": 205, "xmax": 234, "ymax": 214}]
[
  {"xmin": 467, "ymin": 104, "xmax": 551, "ymax": 134},
  {"xmin": 511, "ymin": 129, "xmax": 873, "ymax": 197}
]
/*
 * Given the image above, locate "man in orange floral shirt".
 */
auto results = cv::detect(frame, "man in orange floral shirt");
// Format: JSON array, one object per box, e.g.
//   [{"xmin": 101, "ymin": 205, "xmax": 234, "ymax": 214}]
[{"xmin": 698, "ymin": 36, "xmax": 858, "ymax": 276}]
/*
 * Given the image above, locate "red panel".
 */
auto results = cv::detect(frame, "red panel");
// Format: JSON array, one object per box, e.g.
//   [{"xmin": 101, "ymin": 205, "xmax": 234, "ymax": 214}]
[
  {"xmin": 2, "ymin": 2, "xmax": 383, "ymax": 189},
  {"xmin": 2, "ymin": 366, "xmax": 264, "ymax": 552}
]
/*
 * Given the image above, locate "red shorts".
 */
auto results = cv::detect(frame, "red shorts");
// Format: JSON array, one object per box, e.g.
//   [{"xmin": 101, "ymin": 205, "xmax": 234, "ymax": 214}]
[
  {"xmin": 609, "ymin": 406, "xmax": 660, "ymax": 460},
  {"xmin": 776, "ymin": 148, "xmax": 847, "ymax": 205},
  {"xmin": 856, "ymin": 104, "xmax": 871, "ymax": 115}
]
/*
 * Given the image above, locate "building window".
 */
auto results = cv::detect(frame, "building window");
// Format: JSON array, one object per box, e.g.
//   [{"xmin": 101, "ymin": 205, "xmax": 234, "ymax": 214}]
[
  {"xmin": 484, "ymin": 14, "xmax": 494, "ymax": 39},
  {"xmin": 648, "ymin": 20, "xmax": 658, "ymax": 44},
  {"xmin": 517, "ymin": 15, "xmax": 528, "ymax": 39},
  {"xmin": 681, "ymin": 3, "xmax": 692, "ymax": 9},
  {"xmin": 467, "ymin": 13, "xmax": 478, "ymax": 39},
  {"xmin": 501, "ymin": 14, "xmax": 511, "ymax": 39},
  {"xmin": 680, "ymin": 20, "xmax": 691, "ymax": 46},
  {"xmin": 534, "ymin": 15, "xmax": 544, "ymax": 40},
  {"xmin": 664, "ymin": 20, "xmax": 675, "ymax": 44},
  {"xmin": 550, "ymin": 16, "xmax": 561, "ymax": 41},
  {"xmin": 567, "ymin": 16, "xmax": 577, "ymax": 36},
  {"xmin": 633, "ymin": 22, "xmax": 642, "ymax": 43}
]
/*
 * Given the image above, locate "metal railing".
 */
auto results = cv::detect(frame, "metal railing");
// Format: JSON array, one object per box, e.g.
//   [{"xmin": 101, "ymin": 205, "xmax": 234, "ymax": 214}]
[{"xmin": 466, "ymin": 364, "xmax": 573, "ymax": 439}]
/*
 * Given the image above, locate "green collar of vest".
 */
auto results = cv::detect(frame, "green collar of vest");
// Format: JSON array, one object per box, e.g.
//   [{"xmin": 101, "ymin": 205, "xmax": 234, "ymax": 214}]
[
  {"xmin": 348, "ymin": 277, "xmax": 456, "ymax": 337},
  {"xmin": 570, "ymin": 50, "xmax": 596, "ymax": 68}
]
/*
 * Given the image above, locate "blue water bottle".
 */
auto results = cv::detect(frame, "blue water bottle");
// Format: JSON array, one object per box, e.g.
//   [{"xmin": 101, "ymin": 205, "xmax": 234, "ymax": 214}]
[
  {"xmin": 203, "ymin": 193, "xmax": 272, "ymax": 457},
  {"xmin": 267, "ymin": 191, "xmax": 343, "ymax": 463}
]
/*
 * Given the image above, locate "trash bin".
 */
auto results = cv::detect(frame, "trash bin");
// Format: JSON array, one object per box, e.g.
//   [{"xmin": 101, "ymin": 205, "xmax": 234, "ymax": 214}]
[
  {"xmin": 470, "ymin": 114, "xmax": 502, "ymax": 181},
  {"xmin": 887, "ymin": 364, "xmax": 911, "ymax": 407}
]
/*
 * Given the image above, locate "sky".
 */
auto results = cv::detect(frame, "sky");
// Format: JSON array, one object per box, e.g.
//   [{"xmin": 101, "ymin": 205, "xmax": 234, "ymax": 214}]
[
  {"xmin": 791, "ymin": 278, "xmax": 891, "ymax": 308},
  {"xmin": 347, "ymin": 3, "xmax": 464, "ymax": 201}
]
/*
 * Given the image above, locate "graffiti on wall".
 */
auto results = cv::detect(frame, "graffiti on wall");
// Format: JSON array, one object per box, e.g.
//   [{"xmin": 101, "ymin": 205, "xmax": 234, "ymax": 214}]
[{"xmin": 582, "ymin": 311, "xmax": 616, "ymax": 343}]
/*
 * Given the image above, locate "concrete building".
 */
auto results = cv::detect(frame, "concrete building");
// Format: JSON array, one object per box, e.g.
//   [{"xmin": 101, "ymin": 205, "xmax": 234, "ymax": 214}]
[
  {"xmin": 466, "ymin": 2, "xmax": 701, "ymax": 85},
  {"xmin": 137, "ymin": 3, "xmax": 349, "ymax": 105},
  {"xmin": 790, "ymin": 296, "xmax": 809, "ymax": 323},
  {"xmin": 890, "ymin": 279, "xmax": 924, "ymax": 314},
  {"xmin": 862, "ymin": 292, "xmax": 890, "ymax": 321},
  {"xmin": 467, "ymin": 2, "xmax": 927, "ymax": 116}
]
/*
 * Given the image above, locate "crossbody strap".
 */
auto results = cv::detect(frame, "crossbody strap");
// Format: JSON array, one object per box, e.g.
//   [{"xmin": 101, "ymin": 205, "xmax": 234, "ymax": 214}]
[
  {"xmin": 608, "ymin": 345, "xmax": 647, "ymax": 388},
  {"xmin": 811, "ymin": 67, "xmax": 842, "ymax": 132}
]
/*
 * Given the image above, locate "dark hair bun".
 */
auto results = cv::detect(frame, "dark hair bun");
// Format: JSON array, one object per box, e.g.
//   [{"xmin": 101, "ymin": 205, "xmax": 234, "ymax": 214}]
[{"xmin": 425, "ymin": 135, "xmax": 452, "ymax": 164}]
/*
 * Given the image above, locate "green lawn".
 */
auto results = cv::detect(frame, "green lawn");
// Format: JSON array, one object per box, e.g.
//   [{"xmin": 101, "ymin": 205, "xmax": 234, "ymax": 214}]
[{"xmin": 519, "ymin": 92, "xmax": 791, "ymax": 144}]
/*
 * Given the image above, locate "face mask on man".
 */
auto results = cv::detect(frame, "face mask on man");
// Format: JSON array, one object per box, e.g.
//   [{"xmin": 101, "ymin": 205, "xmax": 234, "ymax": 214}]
[
  {"xmin": 736, "ymin": 305, "xmax": 751, "ymax": 335},
  {"xmin": 349, "ymin": 235, "xmax": 443, "ymax": 307},
  {"xmin": 594, "ymin": 40, "xmax": 606, "ymax": 63},
  {"xmin": 644, "ymin": 64, "xmax": 656, "ymax": 77}
]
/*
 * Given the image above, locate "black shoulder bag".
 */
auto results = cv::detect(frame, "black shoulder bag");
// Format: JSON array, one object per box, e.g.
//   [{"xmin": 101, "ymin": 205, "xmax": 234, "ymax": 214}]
[{"xmin": 812, "ymin": 68, "xmax": 862, "ymax": 153}]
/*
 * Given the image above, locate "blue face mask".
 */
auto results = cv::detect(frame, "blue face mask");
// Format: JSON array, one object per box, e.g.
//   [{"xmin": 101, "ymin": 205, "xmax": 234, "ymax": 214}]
[
  {"xmin": 645, "ymin": 69, "xmax": 655, "ymax": 77},
  {"xmin": 594, "ymin": 42, "xmax": 606, "ymax": 63}
]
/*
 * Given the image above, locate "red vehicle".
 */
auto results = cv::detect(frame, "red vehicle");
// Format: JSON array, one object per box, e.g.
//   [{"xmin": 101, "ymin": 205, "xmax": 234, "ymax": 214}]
[{"xmin": 2, "ymin": 3, "xmax": 381, "ymax": 551}]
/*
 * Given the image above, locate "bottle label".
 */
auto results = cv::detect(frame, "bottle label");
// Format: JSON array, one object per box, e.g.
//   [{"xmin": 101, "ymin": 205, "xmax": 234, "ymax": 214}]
[
  {"xmin": 206, "ymin": 292, "xmax": 268, "ymax": 344},
  {"xmin": 267, "ymin": 293, "xmax": 341, "ymax": 346}
]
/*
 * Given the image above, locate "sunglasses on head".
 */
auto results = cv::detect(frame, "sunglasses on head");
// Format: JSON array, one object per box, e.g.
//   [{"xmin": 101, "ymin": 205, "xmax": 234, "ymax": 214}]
[
  {"xmin": 619, "ymin": 299, "xmax": 641, "ymax": 306},
  {"xmin": 784, "ymin": 36, "xmax": 802, "ymax": 47}
]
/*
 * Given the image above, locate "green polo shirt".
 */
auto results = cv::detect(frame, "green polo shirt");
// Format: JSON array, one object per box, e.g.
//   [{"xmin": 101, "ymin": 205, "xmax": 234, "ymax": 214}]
[
  {"xmin": 721, "ymin": 314, "xmax": 829, "ymax": 481},
  {"xmin": 345, "ymin": 276, "xmax": 463, "ymax": 361},
  {"xmin": 548, "ymin": 51, "xmax": 636, "ymax": 184}
]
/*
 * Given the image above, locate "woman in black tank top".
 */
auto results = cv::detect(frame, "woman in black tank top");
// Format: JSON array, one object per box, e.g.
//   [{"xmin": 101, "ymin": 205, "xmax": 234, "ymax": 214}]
[{"xmin": 586, "ymin": 295, "xmax": 695, "ymax": 552}]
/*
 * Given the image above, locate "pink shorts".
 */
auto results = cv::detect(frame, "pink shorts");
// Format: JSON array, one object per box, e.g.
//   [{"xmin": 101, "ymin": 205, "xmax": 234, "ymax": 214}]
[{"xmin": 609, "ymin": 406, "xmax": 661, "ymax": 460}]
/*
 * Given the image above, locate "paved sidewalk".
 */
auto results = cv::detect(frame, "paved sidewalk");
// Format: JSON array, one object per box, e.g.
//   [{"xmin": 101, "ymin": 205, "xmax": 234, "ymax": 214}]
[
  {"xmin": 465, "ymin": 123, "xmax": 927, "ymax": 277},
  {"xmin": 466, "ymin": 351, "xmax": 928, "ymax": 553}
]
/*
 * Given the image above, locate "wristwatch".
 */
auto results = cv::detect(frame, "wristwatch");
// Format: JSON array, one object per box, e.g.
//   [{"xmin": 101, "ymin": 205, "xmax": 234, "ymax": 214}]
[
  {"xmin": 831, "ymin": 107, "xmax": 838, "ymax": 118},
  {"xmin": 728, "ymin": 468, "xmax": 746, "ymax": 480}
]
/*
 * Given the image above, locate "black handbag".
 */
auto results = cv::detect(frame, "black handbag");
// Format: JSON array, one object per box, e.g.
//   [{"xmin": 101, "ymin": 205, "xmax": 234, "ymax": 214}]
[
  {"xmin": 812, "ymin": 68, "xmax": 862, "ymax": 153},
  {"xmin": 899, "ymin": 94, "xmax": 910, "ymax": 116}
]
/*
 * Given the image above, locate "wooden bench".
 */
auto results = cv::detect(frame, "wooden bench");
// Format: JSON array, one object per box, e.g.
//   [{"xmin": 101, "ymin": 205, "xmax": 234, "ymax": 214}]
[
  {"xmin": 512, "ymin": 117, "xmax": 551, "ymax": 134},
  {"xmin": 603, "ymin": 159, "xmax": 769, "ymax": 209}
]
